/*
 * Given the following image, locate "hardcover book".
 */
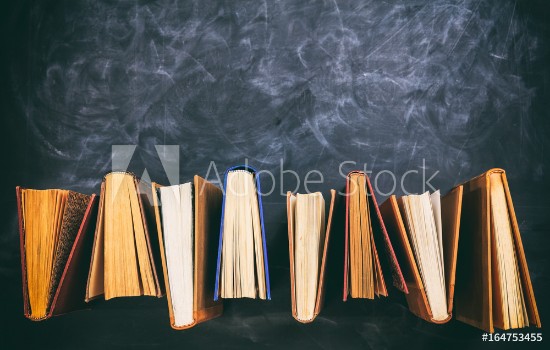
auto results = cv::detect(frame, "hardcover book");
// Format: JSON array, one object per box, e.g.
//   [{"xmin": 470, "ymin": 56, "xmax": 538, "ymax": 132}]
[
  {"xmin": 16, "ymin": 186, "xmax": 98, "ymax": 320},
  {"xmin": 380, "ymin": 186, "xmax": 463, "ymax": 323},
  {"xmin": 85, "ymin": 172, "xmax": 163, "ymax": 301},
  {"xmin": 214, "ymin": 165, "xmax": 271, "ymax": 300},
  {"xmin": 343, "ymin": 171, "xmax": 408, "ymax": 301},
  {"xmin": 152, "ymin": 176, "xmax": 223, "ymax": 329},
  {"xmin": 454, "ymin": 168, "xmax": 541, "ymax": 332},
  {"xmin": 287, "ymin": 190, "xmax": 336, "ymax": 323}
]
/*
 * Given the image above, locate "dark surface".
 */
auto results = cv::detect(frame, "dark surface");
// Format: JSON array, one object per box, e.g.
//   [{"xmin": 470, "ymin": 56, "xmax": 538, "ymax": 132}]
[{"xmin": 1, "ymin": 0, "xmax": 549, "ymax": 348}]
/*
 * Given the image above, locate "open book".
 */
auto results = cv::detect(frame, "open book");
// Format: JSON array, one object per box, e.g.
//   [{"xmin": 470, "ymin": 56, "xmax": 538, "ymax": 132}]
[
  {"xmin": 85, "ymin": 172, "xmax": 163, "ymax": 301},
  {"xmin": 16, "ymin": 187, "xmax": 97, "ymax": 320},
  {"xmin": 380, "ymin": 186, "xmax": 463, "ymax": 323},
  {"xmin": 214, "ymin": 165, "xmax": 271, "ymax": 300},
  {"xmin": 152, "ymin": 176, "xmax": 223, "ymax": 329},
  {"xmin": 455, "ymin": 169, "xmax": 541, "ymax": 332},
  {"xmin": 343, "ymin": 171, "xmax": 407, "ymax": 301},
  {"xmin": 287, "ymin": 190, "xmax": 335, "ymax": 323}
]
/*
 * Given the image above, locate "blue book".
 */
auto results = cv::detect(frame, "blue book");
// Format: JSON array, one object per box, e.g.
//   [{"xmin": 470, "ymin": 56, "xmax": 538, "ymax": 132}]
[{"xmin": 214, "ymin": 165, "xmax": 271, "ymax": 300}]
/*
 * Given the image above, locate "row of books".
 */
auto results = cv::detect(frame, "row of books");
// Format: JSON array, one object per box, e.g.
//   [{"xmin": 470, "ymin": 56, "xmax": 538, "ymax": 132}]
[{"xmin": 16, "ymin": 166, "xmax": 541, "ymax": 333}]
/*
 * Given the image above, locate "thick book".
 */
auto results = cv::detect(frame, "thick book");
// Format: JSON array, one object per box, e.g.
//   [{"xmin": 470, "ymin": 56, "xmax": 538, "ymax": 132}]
[
  {"xmin": 214, "ymin": 165, "xmax": 271, "ymax": 300},
  {"xmin": 85, "ymin": 172, "xmax": 163, "ymax": 301},
  {"xmin": 380, "ymin": 186, "xmax": 463, "ymax": 323},
  {"xmin": 16, "ymin": 186, "xmax": 98, "ymax": 320},
  {"xmin": 343, "ymin": 171, "xmax": 407, "ymax": 301},
  {"xmin": 287, "ymin": 190, "xmax": 336, "ymax": 323},
  {"xmin": 152, "ymin": 176, "xmax": 223, "ymax": 329},
  {"xmin": 454, "ymin": 168, "xmax": 541, "ymax": 332}
]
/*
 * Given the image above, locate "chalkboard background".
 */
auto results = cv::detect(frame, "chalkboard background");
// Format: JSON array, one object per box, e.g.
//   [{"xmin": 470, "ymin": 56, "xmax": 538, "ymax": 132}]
[{"xmin": 1, "ymin": 0, "xmax": 549, "ymax": 348}]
